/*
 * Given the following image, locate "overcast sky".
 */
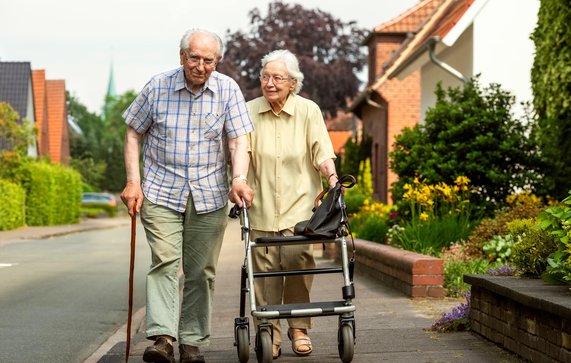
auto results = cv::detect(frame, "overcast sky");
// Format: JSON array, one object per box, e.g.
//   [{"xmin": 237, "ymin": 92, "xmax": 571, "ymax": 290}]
[{"xmin": 0, "ymin": 0, "xmax": 419, "ymax": 114}]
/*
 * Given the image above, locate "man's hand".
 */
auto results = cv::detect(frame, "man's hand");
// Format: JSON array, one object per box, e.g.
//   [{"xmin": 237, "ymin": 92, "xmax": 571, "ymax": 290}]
[
  {"xmin": 228, "ymin": 179, "xmax": 254, "ymax": 208},
  {"xmin": 120, "ymin": 181, "xmax": 144, "ymax": 217}
]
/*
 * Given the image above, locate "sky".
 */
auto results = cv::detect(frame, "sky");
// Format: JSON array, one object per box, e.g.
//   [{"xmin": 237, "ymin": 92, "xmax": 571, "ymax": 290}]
[{"xmin": 0, "ymin": 0, "xmax": 419, "ymax": 114}]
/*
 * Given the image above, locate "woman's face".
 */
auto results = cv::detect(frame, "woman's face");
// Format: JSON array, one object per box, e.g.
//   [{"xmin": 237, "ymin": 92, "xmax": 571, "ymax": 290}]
[{"xmin": 260, "ymin": 61, "xmax": 296, "ymax": 106}]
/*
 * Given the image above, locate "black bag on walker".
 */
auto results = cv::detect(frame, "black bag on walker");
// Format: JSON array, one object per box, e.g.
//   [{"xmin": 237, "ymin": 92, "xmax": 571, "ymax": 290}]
[{"xmin": 294, "ymin": 175, "xmax": 356, "ymax": 238}]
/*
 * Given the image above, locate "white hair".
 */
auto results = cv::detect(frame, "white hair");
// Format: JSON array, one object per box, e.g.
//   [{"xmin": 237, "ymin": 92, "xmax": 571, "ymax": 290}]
[
  {"xmin": 179, "ymin": 29, "xmax": 224, "ymax": 60},
  {"xmin": 260, "ymin": 49, "xmax": 304, "ymax": 95}
]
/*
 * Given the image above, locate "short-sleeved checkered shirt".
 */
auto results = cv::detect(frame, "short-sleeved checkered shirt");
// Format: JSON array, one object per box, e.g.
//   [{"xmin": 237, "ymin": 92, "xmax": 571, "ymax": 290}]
[{"xmin": 123, "ymin": 67, "xmax": 254, "ymax": 214}]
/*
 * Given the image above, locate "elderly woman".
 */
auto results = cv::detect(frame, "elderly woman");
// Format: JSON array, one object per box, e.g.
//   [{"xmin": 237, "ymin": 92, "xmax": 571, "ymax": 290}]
[{"xmin": 246, "ymin": 49, "xmax": 338, "ymax": 359}]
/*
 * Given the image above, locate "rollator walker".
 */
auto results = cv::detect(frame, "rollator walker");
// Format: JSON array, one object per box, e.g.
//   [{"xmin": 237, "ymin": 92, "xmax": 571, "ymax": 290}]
[{"xmin": 229, "ymin": 175, "xmax": 357, "ymax": 363}]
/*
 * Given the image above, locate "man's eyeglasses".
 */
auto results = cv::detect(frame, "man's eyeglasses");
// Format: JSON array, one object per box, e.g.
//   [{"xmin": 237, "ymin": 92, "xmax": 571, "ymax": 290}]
[
  {"xmin": 184, "ymin": 53, "xmax": 217, "ymax": 68},
  {"xmin": 260, "ymin": 74, "xmax": 291, "ymax": 84}
]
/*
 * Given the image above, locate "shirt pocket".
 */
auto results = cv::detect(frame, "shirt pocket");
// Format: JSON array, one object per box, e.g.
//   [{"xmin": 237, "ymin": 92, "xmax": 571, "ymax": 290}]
[{"xmin": 203, "ymin": 113, "xmax": 224, "ymax": 140}]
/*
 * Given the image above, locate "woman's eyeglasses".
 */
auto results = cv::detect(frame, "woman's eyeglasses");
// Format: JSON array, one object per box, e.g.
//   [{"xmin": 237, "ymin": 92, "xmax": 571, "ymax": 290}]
[{"xmin": 260, "ymin": 74, "xmax": 291, "ymax": 84}]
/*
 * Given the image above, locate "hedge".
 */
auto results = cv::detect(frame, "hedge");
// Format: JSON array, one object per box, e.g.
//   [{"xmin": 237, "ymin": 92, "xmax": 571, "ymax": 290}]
[
  {"xmin": 19, "ymin": 162, "xmax": 82, "ymax": 226},
  {"xmin": 0, "ymin": 179, "xmax": 25, "ymax": 231}
]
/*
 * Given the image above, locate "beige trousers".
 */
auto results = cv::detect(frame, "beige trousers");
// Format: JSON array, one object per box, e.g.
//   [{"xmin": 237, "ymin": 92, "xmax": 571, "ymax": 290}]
[{"xmin": 250, "ymin": 228, "xmax": 315, "ymax": 346}]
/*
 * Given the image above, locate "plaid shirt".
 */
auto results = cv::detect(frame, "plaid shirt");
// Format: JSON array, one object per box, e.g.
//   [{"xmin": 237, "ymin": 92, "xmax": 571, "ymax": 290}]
[{"xmin": 123, "ymin": 67, "xmax": 253, "ymax": 214}]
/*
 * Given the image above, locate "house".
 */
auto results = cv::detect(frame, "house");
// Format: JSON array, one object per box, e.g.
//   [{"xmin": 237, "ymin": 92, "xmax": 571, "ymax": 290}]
[
  {"xmin": 349, "ymin": 0, "xmax": 539, "ymax": 203},
  {"xmin": 0, "ymin": 62, "xmax": 71, "ymax": 165},
  {"xmin": 0, "ymin": 61, "xmax": 38, "ymax": 157}
]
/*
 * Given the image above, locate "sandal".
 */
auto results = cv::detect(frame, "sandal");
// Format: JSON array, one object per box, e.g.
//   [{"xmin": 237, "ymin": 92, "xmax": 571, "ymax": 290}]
[
  {"xmin": 287, "ymin": 328, "xmax": 313, "ymax": 356},
  {"xmin": 272, "ymin": 344, "xmax": 281, "ymax": 359}
]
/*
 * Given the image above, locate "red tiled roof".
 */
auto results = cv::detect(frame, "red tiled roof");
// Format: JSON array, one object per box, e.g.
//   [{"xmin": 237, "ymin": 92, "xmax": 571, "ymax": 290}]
[
  {"xmin": 375, "ymin": 0, "xmax": 443, "ymax": 33},
  {"xmin": 31, "ymin": 70, "xmax": 49, "ymax": 156},
  {"xmin": 370, "ymin": 0, "xmax": 473, "ymax": 90},
  {"xmin": 328, "ymin": 131, "xmax": 353, "ymax": 155}
]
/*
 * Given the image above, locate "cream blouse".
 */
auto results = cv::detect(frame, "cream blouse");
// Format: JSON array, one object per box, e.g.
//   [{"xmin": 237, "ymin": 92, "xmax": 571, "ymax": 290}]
[{"xmin": 246, "ymin": 94, "xmax": 336, "ymax": 231}]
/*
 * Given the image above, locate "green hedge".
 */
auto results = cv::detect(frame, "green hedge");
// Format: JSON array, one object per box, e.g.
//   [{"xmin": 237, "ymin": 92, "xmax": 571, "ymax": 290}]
[
  {"xmin": 0, "ymin": 179, "xmax": 25, "ymax": 230},
  {"xmin": 20, "ymin": 162, "xmax": 82, "ymax": 226}
]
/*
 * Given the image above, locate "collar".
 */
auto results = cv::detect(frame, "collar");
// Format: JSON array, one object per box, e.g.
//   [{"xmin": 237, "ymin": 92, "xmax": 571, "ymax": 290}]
[
  {"xmin": 259, "ymin": 94, "xmax": 296, "ymax": 116},
  {"xmin": 174, "ymin": 67, "xmax": 219, "ymax": 96}
]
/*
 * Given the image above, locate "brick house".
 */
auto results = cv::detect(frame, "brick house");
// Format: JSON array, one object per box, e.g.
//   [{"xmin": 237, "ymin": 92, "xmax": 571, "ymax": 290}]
[
  {"xmin": 0, "ymin": 62, "xmax": 70, "ymax": 164},
  {"xmin": 349, "ymin": 0, "xmax": 538, "ymax": 204}
]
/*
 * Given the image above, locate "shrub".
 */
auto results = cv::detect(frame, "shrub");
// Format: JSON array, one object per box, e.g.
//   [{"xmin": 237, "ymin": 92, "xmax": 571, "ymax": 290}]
[
  {"xmin": 389, "ymin": 77, "xmax": 542, "ymax": 216},
  {"xmin": 0, "ymin": 179, "xmax": 25, "ymax": 230},
  {"xmin": 537, "ymin": 190, "xmax": 571, "ymax": 284},
  {"xmin": 20, "ymin": 161, "xmax": 82, "ymax": 226},
  {"xmin": 509, "ymin": 218, "xmax": 558, "ymax": 277},
  {"xmin": 482, "ymin": 234, "xmax": 514, "ymax": 265},
  {"xmin": 462, "ymin": 191, "xmax": 545, "ymax": 258},
  {"xmin": 344, "ymin": 158, "xmax": 373, "ymax": 215},
  {"xmin": 350, "ymin": 200, "xmax": 395, "ymax": 243},
  {"xmin": 443, "ymin": 256, "xmax": 492, "ymax": 298}
]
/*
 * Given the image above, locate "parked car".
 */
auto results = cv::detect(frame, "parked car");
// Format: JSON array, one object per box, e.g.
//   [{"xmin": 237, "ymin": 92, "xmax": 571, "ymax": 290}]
[
  {"xmin": 81, "ymin": 192, "xmax": 117, "ymax": 217},
  {"xmin": 81, "ymin": 192, "xmax": 117, "ymax": 207}
]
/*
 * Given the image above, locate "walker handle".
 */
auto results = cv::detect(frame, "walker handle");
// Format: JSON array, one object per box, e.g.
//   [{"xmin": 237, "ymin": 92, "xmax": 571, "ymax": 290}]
[{"xmin": 228, "ymin": 198, "xmax": 248, "ymax": 219}]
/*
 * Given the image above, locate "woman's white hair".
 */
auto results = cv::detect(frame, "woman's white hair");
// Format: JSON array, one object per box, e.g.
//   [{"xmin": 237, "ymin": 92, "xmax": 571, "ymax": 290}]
[
  {"xmin": 260, "ymin": 49, "xmax": 304, "ymax": 95},
  {"xmin": 179, "ymin": 29, "xmax": 224, "ymax": 60}
]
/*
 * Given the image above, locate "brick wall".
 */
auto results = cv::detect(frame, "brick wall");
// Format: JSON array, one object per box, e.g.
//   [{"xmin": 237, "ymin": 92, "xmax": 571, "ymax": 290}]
[
  {"xmin": 332, "ymin": 238, "xmax": 444, "ymax": 298},
  {"xmin": 465, "ymin": 275, "xmax": 571, "ymax": 363}
]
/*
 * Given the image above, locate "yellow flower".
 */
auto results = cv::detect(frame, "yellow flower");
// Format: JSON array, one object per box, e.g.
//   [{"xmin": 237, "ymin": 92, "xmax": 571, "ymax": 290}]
[{"xmin": 420, "ymin": 212, "xmax": 429, "ymax": 221}]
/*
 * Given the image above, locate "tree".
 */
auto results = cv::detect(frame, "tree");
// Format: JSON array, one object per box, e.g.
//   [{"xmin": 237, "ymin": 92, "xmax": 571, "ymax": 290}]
[
  {"xmin": 0, "ymin": 102, "xmax": 36, "ymax": 156},
  {"xmin": 217, "ymin": 1, "xmax": 367, "ymax": 116},
  {"xmin": 389, "ymin": 78, "xmax": 542, "ymax": 216},
  {"xmin": 530, "ymin": 0, "xmax": 571, "ymax": 199},
  {"xmin": 67, "ymin": 91, "xmax": 137, "ymax": 192}
]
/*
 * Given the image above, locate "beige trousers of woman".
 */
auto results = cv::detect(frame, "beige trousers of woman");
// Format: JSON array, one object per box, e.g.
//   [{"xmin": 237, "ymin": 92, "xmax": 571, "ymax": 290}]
[{"xmin": 250, "ymin": 228, "xmax": 315, "ymax": 346}]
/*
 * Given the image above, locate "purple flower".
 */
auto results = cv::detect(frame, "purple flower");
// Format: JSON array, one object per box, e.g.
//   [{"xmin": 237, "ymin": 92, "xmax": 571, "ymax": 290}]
[
  {"xmin": 486, "ymin": 265, "xmax": 515, "ymax": 276},
  {"xmin": 430, "ymin": 292, "xmax": 471, "ymax": 332}
]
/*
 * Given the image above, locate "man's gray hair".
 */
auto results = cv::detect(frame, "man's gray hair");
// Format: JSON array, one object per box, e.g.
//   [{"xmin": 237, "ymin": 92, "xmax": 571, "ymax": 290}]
[
  {"xmin": 180, "ymin": 29, "xmax": 224, "ymax": 60},
  {"xmin": 261, "ymin": 49, "xmax": 304, "ymax": 95}
]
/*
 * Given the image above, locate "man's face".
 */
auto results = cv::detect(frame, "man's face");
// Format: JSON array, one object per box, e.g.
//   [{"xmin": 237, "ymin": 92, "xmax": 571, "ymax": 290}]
[{"xmin": 179, "ymin": 33, "xmax": 219, "ymax": 90}]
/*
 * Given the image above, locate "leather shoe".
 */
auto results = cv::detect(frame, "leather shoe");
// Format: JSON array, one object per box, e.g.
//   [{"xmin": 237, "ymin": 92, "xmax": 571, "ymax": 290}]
[
  {"xmin": 180, "ymin": 344, "xmax": 205, "ymax": 363},
  {"xmin": 142, "ymin": 336, "xmax": 175, "ymax": 363}
]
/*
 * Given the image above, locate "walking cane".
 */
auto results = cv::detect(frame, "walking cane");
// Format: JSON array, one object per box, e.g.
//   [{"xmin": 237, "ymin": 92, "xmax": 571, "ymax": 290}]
[{"xmin": 126, "ymin": 211, "xmax": 136, "ymax": 363}]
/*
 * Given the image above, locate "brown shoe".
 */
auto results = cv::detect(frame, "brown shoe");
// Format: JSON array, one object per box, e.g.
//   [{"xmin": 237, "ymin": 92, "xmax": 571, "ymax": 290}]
[
  {"xmin": 142, "ymin": 336, "xmax": 175, "ymax": 363},
  {"xmin": 179, "ymin": 344, "xmax": 205, "ymax": 363}
]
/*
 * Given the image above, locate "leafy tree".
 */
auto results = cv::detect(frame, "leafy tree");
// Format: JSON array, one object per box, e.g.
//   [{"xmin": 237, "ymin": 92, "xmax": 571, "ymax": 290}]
[
  {"xmin": 389, "ymin": 77, "xmax": 542, "ymax": 216},
  {"xmin": 0, "ymin": 102, "xmax": 36, "ymax": 156},
  {"xmin": 217, "ymin": 1, "xmax": 367, "ymax": 116},
  {"xmin": 530, "ymin": 0, "xmax": 571, "ymax": 199},
  {"xmin": 100, "ymin": 91, "xmax": 137, "ymax": 192},
  {"xmin": 67, "ymin": 91, "xmax": 136, "ymax": 192}
]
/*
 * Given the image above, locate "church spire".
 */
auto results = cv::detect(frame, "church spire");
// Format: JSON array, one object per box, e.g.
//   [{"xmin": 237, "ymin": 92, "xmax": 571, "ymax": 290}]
[{"xmin": 103, "ymin": 61, "xmax": 116, "ymax": 120}]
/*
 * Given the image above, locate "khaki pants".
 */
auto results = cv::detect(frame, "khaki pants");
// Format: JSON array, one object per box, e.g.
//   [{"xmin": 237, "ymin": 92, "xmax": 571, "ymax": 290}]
[
  {"xmin": 140, "ymin": 196, "xmax": 228, "ymax": 346},
  {"xmin": 250, "ymin": 229, "xmax": 315, "ymax": 346}
]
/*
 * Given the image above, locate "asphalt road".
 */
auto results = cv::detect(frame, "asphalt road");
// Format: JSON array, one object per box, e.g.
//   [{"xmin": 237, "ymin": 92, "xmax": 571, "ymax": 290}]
[{"xmin": 0, "ymin": 224, "xmax": 148, "ymax": 363}]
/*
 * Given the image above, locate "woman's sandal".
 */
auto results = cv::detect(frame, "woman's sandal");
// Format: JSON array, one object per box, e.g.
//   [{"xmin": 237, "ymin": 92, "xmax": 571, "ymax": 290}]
[
  {"xmin": 287, "ymin": 328, "xmax": 313, "ymax": 356},
  {"xmin": 272, "ymin": 344, "xmax": 281, "ymax": 359}
]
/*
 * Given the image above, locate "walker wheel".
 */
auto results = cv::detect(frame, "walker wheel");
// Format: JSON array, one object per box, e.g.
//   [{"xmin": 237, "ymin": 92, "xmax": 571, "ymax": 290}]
[
  {"xmin": 255, "ymin": 328, "xmax": 272, "ymax": 363},
  {"xmin": 338, "ymin": 323, "xmax": 354, "ymax": 363},
  {"xmin": 235, "ymin": 324, "xmax": 250, "ymax": 362}
]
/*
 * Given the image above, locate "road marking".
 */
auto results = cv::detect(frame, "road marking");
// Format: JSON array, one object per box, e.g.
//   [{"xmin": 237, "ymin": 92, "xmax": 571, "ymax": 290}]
[{"xmin": 0, "ymin": 263, "xmax": 15, "ymax": 268}]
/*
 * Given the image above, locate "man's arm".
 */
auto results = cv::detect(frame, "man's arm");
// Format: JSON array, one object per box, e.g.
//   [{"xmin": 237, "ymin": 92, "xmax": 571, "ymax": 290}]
[
  {"xmin": 120, "ymin": 126, "xmax": 144, "ymax": 216},
  {"xmin": 228, "ymin": 134, "xmax": 254, "ymax": 208}
]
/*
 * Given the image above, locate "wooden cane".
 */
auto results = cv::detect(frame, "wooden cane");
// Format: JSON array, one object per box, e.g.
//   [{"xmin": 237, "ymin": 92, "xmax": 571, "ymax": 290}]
[{"xmin": 126, "ymin": 211, "xmax": 136, "ymax": 362}]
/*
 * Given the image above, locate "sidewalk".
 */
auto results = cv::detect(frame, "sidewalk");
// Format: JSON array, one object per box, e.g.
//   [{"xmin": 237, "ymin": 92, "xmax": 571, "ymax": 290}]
[
  {"xmin": 0, "ymin": 217, "xmax": 524, "ymax": 362},
  {"xmin": 0, "ymin": 216, "xmax": 131, "ymax": 247}
]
